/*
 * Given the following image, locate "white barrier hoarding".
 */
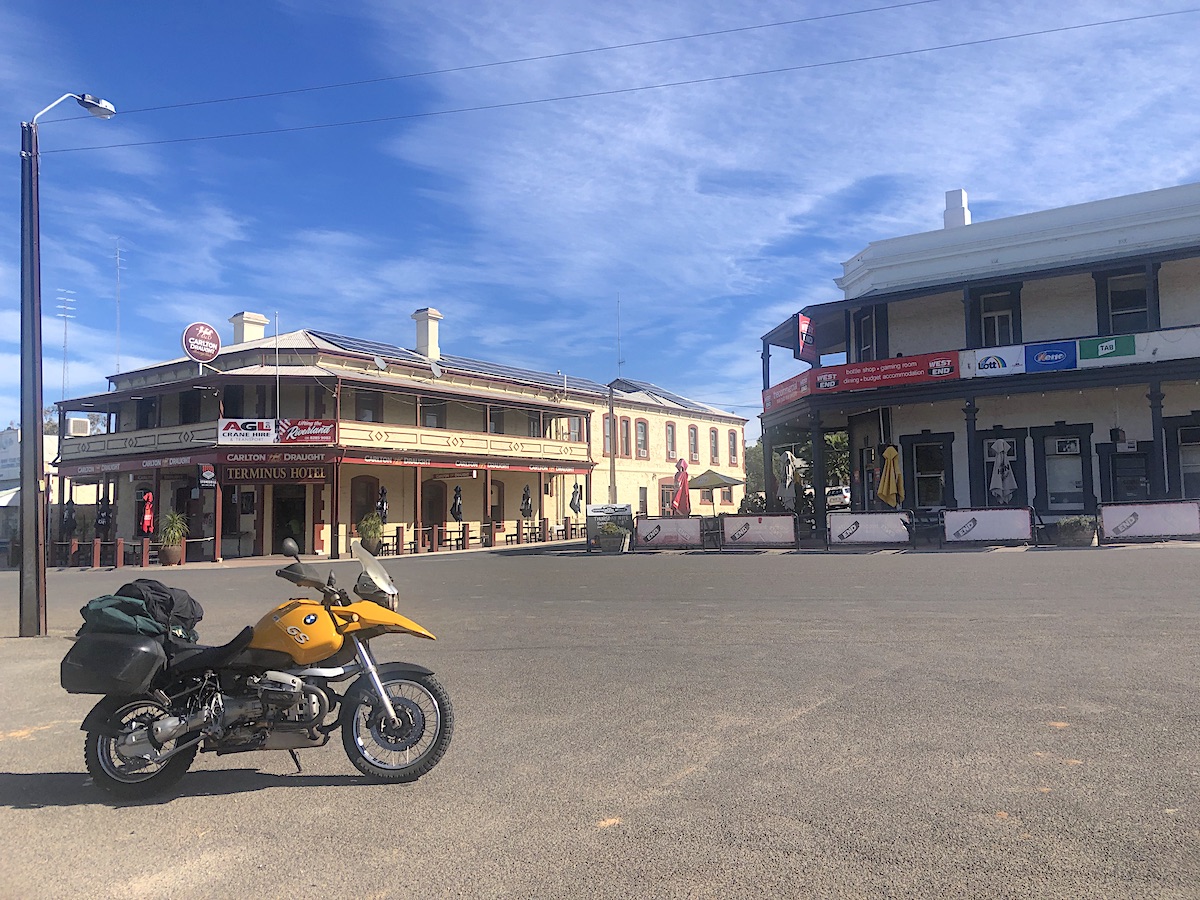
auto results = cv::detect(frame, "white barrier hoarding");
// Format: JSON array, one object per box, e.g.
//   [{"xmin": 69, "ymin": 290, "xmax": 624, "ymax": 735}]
[
  {"xmin": 1100, "ymin": 502, "xmax": 1200, "ymax": 539},
  {"xmin": 722, "ymin": 515, "xmax": 795, "ymax": 547},
  {"xmin": 828, "ymin": 511, "xmax": 911, "ymax": 545},
  {"xmin": 942, "ymin": 508, "xmax": 1032, "ymax": 542},
  {"xmin": 637, "ymin": 517, "xmax": 702, "ymax": 548}
]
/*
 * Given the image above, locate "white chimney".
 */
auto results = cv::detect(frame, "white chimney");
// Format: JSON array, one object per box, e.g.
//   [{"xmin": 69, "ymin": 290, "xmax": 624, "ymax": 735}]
[
  {"xmin": 944, "ymin": 189, "xmax": 971, "ymax": 228},
  {"xmin": 412, "ymin": 307, "xmax": 444, "ymax": 360},
  {"xmin": 228, "ymin": 311, "xmax": 270, "ymax": 344}
]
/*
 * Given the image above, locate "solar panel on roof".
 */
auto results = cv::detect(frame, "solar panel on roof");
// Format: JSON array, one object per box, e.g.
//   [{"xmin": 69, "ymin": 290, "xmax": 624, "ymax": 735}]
[
  {"xmin": 440, "ymin": 355, "xmax": 606, "ymax": 393},
  {"xmin": 309, "ymin": 331, "xmax": 425, "ymax": 363},
  {"xmin": 613, "ymin": 379, "xmax": 709, "ymax": 412},
  {"xmin": 310, "ymin": 330, "xmax": 608, "ymax": 394}
]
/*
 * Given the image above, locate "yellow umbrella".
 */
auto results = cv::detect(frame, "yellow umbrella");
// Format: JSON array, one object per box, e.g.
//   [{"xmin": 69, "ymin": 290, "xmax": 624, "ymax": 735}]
[{"xmin": 878, "ymin": 445, "xmax": 904, "ymax": 508}]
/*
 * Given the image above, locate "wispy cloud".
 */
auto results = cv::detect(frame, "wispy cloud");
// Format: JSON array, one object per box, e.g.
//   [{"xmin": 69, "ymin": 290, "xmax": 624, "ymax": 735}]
[{"xmin": 2, "ymin": 0, "xmax": 1199, "ymax": 440}]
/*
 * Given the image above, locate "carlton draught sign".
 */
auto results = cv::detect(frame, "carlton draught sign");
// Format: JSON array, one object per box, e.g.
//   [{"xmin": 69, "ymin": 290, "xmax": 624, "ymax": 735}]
[{"xmin": 182, "ymin": 322, "xmax": 221, "ymax": 363}]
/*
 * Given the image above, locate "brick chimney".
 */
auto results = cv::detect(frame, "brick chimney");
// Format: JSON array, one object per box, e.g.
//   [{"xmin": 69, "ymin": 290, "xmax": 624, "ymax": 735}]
[
  {"xmin": 412, "ymin": 307, "xmax": 443, "ymax": 360},
  {"xmin": 228, "ymin": 311, "xmax": 270, "ymax": 344}
]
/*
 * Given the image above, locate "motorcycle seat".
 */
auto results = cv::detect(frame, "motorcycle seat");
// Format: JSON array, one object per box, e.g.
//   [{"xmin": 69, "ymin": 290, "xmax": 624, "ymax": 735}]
[{"xmin": 169, "ymin": 626, "xmax": 255, "ymax": 673}]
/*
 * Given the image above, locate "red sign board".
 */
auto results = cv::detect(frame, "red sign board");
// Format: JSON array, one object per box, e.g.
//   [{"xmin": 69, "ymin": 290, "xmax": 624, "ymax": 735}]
[
  {"xmin": 276, "ymin": 418, "xmax": 337, "ymax": 444},
  {"xmin": 181, "ymin": 322, "xmax": 221, "ymax": 363},
  {"xmin": 763, "ymin": 351, "xmax": 960, "ymax": 411}
]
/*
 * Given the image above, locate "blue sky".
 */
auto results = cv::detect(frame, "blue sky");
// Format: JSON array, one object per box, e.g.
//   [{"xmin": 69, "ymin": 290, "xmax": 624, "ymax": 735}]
[{"xmin": 3, "ymin": 1, "xmax": 1200, "ymax": 441}]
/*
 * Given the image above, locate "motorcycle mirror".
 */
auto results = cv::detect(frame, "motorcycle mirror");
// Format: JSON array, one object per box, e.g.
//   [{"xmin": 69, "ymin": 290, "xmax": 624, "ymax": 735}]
[
  {"xmin": 281, "ymin": 537, "xmax": 300, "ymax": 559},
  {"xmin": 326, "ymin": 571, "xmax": 337, "ymax": 588}
]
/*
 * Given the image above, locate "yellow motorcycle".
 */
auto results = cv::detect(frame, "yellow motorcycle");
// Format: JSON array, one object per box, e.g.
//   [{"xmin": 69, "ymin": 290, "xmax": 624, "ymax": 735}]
[{"xmin": 62, "ymin": 538, "xmax": 453, "ymax": 798}]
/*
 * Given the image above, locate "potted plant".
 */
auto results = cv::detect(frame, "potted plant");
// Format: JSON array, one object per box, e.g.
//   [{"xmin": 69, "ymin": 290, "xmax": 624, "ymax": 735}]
[
  {"xmin": 597, "ymin": 521, "xmax": 630, "ymax": 554},
  {"xmin": 158, "ymin": 510, "xmax": 189, "ymax": 566},
  {"xmin": 357, "ymin": 512, "xmax": 384, "ymax": 555},
  {"xmin": 1054, "ymin": 514, "xmax": 1097, "ymax": 547}
]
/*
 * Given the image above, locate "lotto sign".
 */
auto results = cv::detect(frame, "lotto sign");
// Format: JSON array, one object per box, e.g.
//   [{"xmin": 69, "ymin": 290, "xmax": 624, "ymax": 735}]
[{"xmin": 182, "ymin": 322, "xmax": 221, "ymax": 363}]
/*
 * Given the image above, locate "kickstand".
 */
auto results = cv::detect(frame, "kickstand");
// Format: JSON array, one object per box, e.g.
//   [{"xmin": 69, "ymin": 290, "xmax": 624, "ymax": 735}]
[{"xmin": 288, "ymin": 749, "xmax": 303, "ymax": 773}]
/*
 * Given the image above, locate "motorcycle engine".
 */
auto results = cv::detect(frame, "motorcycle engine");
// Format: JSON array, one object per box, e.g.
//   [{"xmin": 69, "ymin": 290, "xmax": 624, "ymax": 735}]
[{"xmin": 255, "ymin": 671, "xmax": 304, "ymax": 707}]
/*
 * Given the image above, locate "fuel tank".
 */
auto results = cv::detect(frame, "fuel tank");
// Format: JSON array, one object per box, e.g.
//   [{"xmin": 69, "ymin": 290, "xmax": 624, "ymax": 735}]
[{"xmin": 249, "ymin": 599, "xmax": 344, "ymax": 665}]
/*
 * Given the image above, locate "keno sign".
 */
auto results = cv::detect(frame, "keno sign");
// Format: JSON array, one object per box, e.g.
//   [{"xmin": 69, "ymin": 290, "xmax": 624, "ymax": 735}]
[{"xmin": 182, "ymin": 322, "xmax": 221, "ymax": 363}]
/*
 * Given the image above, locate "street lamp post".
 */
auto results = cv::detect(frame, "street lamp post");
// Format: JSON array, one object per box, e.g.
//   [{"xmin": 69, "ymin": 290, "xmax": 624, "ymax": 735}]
[{"xmin": 19, "ymin": 92, "xmax": 115, "ymax": 637}]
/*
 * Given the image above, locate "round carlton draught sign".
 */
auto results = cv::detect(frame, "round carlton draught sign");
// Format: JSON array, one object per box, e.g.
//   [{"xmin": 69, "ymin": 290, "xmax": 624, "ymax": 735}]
[{"xmin": 182, "ymin": 322, "xmax": 221, "ymax": 363}]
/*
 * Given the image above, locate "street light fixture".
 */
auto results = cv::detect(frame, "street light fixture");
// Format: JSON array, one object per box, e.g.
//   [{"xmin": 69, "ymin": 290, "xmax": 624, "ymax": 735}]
[{"xmin": 19, "ymin": 92, "xmax": 116, "ymax": 637}]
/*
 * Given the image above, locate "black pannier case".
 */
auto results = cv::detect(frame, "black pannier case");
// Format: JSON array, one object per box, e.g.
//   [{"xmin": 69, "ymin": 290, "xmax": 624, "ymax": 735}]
[{"xmin": 61, "ymin": 632, "xmax": 167, "ymax": 695}]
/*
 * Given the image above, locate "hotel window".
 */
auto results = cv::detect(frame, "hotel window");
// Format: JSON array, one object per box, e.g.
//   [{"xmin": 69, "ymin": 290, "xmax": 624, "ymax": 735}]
[
  {"xmin": 620, "ymin": 418, "xmax": 631, "ymax": 458},
  {"xmin": 688, "ymin": 426, "xmax": 699, "ymax": 462},
  {"xmin": 488, "ymin": 408, "xmax": 504, "ymax": 434},
  {"xmin": 721, "ymin": 487, "xmax": 733, "ymax": 503},
  {"xmin": 666, "ymin": 423, "xmax": 677, "ymax": 459},
  {"xmin": 136, "ymin": 397, "xmax": 157, "ymax": 430},
  {"xmin": 709, "ymin": 428, "xmax": 720, "ymax": 464},
  {"xmin": 1096, "ymin": 267, "xmax": 1157, "ymax": 335},
  {"xmin": 968, "ymin": 284, "xmax": 1021, "ymax": 348},
  {"xmin": 355, "ymin": 391, "xmax": 382, "ymax": 423},
  {"xmin": 603, "ymin": 415, "xmax": 612, "ymax": 456},
  {"xmin": 568, "ymin": 416, "xmax": 582, "ymax": 443},
  {"xmin": 636, "ymin": 420, "xmax": 649, "ymax": 458},
  {"xmin": 528, "ymin": 412, "xmax": 542, "ymax": 438},
  {"xmin": 638, "ymin": 487, "xmax": 648, "ymax": 515},
  {"xmin": 422, "ymin": 400, "xmax": 446, "ymax": 429},
  {"xmin": 728, "ymin": 431, "xmax": 739, "ymax": 466},
  {"xmin": 853, "ymin": 308, "xmax": 875, "ymax": 362},
  {"xmin": 981, "ymin": 293, "xmax": 1013, "ymax": 347}
]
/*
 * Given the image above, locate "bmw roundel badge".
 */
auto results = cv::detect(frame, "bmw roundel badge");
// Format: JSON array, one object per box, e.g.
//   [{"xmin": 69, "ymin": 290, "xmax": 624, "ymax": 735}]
[{"xmin": 303, "ymin": 613, "xmax": 318, "ymax": 625}]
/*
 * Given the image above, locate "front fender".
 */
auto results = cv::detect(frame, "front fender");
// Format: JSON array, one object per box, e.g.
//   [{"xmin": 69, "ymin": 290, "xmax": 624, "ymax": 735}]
[{"xmin": 344, "ymin": 661, "xmax": 436, "ymax": 704}]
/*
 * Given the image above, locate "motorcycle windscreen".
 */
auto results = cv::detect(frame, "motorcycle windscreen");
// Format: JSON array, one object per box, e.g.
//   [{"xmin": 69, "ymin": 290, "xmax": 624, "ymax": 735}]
[{"xmin": 352, "ymin": 541, "xmax": 399, "ymax": 599}]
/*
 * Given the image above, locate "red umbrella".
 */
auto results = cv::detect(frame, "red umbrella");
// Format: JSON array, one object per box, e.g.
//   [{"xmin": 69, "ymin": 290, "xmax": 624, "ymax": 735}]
[{"xmin": 671, "ymin": 459, "xmax": 691, "ymax": 517}]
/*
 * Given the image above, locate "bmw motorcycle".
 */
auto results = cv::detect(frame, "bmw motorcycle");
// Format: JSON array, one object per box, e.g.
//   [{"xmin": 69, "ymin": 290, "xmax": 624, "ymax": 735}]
[{"xmin": 61, "ymin": 539, "xmax": 453, "ymax": 798}]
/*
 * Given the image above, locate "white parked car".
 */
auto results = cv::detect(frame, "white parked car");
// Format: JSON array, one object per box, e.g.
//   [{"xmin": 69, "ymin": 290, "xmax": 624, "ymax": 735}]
[{"xmin": 825, "ymin": 486, "xmax": 851, "ymax": 508}]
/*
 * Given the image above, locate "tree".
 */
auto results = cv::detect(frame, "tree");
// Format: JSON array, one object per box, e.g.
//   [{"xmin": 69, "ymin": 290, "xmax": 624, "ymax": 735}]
[
  {"xmin": 42, "ymin": 406, "xmax": 58, "ymax": 435},
  {"xmin": 743, "ymin": 437, "xmax": 766, "ymax": 495}
]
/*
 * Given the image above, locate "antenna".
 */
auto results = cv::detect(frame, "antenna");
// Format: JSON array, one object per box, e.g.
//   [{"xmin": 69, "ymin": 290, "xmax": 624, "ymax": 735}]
[
  {"xmin": 616, "ymin": 293, "xmax": 625, "ymax": 376},
  {"xmin": 114, "ymin": 240, "xmax": 124, "ymax": 373},
  {"xmin": 56, "ymin": 289, "xmax": 76, "ymax": 400}
]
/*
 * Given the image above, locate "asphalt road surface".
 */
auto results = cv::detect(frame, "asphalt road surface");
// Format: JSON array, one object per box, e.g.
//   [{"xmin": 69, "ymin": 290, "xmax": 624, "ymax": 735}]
[{"xmin": 0, "ymin": 544, "xmax": 1197, "ymax": 899}]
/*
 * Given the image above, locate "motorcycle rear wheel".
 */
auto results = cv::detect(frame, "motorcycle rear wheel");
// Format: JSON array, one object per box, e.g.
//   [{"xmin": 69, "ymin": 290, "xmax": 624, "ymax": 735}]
[
  {"xmin": 340, "ymin": 672, "xmax": 453, "ymax": 782},
  {"xmin": 84, "ymin": 696, "xmax": 197, "ymax": 799}
]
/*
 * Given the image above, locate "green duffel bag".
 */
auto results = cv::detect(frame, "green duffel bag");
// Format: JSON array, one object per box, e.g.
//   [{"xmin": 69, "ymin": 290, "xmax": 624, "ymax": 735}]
[{"xmin": 77, "ymin": 595, "xmax": 167, "ymax": 639}]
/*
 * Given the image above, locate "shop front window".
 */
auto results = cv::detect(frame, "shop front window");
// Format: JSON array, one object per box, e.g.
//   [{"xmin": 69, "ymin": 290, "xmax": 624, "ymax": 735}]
[
  {"xmin": 914, "ymin": 443, "xmax": 947, "ymax": 507},
  {"xmin": 1180, "ymin": 427, "xmax": 1200, "ymax": 499},
  {"xmin": 1110, "ymin": 454, "xmax": 1150, "ymax": 502},
  {"xmin": 1045, "ymin": 436, "xmax": 1085, "ymax": 511}
]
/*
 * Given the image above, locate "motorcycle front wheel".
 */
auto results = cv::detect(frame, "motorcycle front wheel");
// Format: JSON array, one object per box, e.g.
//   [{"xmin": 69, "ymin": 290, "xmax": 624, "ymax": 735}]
[
  {"xmin": 340, "ymin": 672, "xmax": 453, "ymax": 782},
  {"xmin": 84, "ymin": 695, "xmax": 197, "ymax": 799}
]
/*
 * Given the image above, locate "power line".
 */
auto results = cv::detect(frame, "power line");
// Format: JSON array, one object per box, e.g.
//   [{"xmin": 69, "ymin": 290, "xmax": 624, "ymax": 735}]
[
  {"xmin": 43, "ymin": 8, "xmax": 1200, "ymax": 155},
  {"xmin": 45, "ymin": 0, "xmax": 949, "ymax": 121}
]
